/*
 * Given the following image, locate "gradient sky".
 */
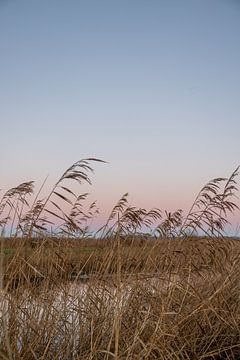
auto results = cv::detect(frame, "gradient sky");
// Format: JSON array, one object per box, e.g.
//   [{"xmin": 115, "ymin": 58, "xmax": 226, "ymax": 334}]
[{"xmin": 1, "ymin": 0, "xmax": 240, "ymax": 230}]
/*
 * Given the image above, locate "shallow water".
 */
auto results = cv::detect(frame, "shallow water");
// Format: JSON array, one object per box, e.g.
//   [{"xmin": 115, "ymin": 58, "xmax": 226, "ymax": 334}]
[{"xmin": 0, "ymin": 273, "xmax": 181, "ymax": 354}]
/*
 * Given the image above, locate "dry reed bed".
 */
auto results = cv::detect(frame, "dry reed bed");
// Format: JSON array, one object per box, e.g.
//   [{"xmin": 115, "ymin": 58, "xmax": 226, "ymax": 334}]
[
  {"xmin": 2, "ymin": 236, "xmax": 239, "ymax": 289},
  {"xmin": 1, "ymin": 159, "xmax": 240, "ymax": 358},
  {"xmin": 1, "ymin": 237, "xmax": 240, "ymax": 359}
]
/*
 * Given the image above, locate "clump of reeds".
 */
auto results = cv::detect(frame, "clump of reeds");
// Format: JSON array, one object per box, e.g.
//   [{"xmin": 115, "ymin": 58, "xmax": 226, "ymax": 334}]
[{"xmin": 0, "ymin": 159, "xmax": 240, "ymax": 359}]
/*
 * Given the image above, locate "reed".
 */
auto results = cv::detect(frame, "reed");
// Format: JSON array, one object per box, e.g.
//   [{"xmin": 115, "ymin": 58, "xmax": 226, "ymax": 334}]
[{"xmin": 0, "ymin": 160, "xmax": 239, "ymax": 359}]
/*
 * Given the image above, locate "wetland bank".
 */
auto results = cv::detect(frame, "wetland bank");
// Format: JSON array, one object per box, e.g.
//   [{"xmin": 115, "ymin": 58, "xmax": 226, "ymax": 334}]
[{"xmin": 0, "ymin": 159, "xmax": 240, "ymax": 359}]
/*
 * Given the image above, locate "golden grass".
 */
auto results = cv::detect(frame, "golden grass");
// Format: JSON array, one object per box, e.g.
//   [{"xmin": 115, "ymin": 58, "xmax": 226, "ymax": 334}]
[
  {"xmin": 1, "ymin": 236, "xmax": 240, "ymax": 359},
  {"xmin": 0, "ymin": 159, "xmax": 240, "ymax": 359}
]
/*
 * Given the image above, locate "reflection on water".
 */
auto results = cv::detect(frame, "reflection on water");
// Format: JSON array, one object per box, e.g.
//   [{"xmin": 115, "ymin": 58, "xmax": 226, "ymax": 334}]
[{"xmin": 0, "ymin": 274, "xmax": 180, "ymax": 353}]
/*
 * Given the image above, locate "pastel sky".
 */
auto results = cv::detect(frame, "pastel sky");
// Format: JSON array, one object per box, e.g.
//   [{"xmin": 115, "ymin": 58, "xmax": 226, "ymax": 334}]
[{"xmin": 1, "ymin": 0, "xmax": 240, "ymax": 230}]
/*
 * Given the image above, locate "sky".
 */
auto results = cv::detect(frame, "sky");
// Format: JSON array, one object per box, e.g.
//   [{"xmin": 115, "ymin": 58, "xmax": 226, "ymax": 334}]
[{"xmin": 1, "ymin": 0, "xmax": 240, "ymax": 231}]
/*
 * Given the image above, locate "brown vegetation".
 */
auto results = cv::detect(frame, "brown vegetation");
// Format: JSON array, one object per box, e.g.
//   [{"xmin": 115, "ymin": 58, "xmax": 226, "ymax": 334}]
[{"xmin": 0, "ymin": 159, "xmax": 240, "ymax": 359}]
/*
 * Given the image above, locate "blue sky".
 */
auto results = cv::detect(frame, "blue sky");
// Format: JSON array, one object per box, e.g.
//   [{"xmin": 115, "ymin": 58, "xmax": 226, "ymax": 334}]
[{"xmin": 1, "ymin": 0, "xmax": 240, "ymax": 229}]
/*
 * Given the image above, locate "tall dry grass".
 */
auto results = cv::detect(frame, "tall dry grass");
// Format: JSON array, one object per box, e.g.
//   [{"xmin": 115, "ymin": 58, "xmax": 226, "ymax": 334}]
[{"xmin": 0, "ymin": 159, "xmax": 240, "ymax": 359}]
